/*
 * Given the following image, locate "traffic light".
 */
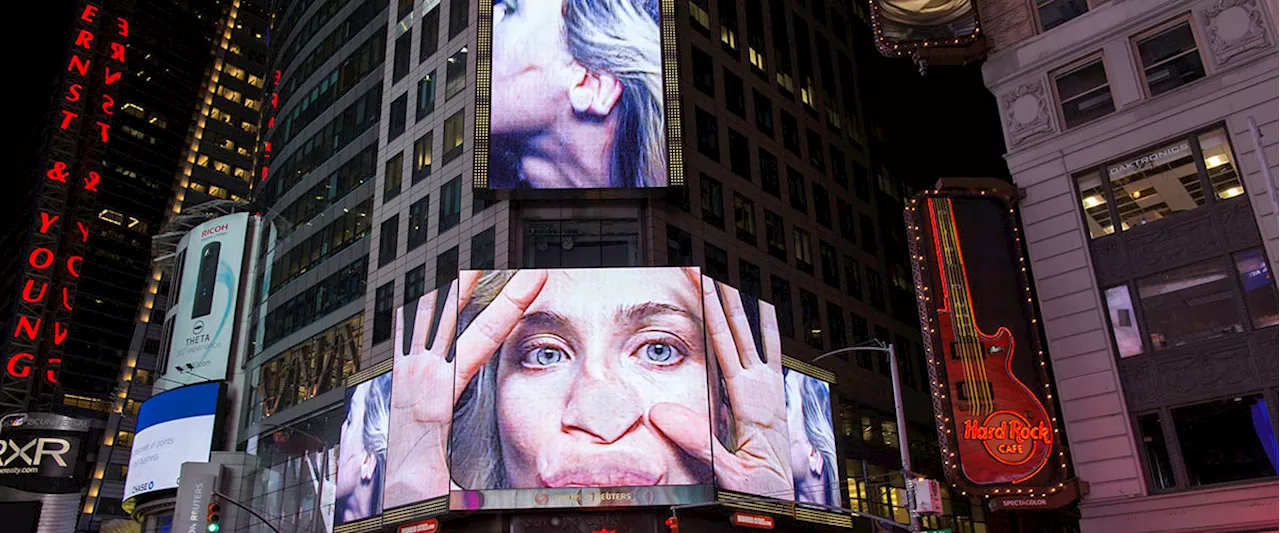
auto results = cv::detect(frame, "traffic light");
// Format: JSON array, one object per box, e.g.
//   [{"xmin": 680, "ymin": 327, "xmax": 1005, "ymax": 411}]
[
  {"xmin": 664, "ymin": 517, "xmax": 678, "ymax": 533},
  {"xmin": 206, "ymin": 500, "xmax": 222, "ymax": 533}
]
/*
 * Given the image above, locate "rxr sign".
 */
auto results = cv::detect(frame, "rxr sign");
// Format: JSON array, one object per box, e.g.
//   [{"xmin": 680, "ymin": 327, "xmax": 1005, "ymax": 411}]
[{"xmin": 0, "ymin": 437, "xmax": 72, "ymax": 468}]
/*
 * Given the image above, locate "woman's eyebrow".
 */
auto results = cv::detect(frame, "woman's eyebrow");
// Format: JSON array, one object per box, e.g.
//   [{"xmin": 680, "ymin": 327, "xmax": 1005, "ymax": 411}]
[
  {"xmin": 517, "ymin": 310, "xmax": 575, "ymax": 332},
  {"xmin": 616, "ymin": 302, "xmax": 697, "ymax": 324}
]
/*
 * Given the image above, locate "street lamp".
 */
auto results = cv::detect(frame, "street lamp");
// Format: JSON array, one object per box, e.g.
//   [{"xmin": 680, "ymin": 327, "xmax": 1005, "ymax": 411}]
[{"xmin": 812, "ymin": 340, "xmax": 922, "ymax": 533}]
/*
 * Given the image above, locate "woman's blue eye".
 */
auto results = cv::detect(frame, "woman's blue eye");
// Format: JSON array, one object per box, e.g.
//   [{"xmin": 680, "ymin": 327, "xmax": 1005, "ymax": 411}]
[
  {"xmin": 643, "ymin": 343, "xmax": 677, "ymax": 363},
  {"xmin": 530, "ymin": 346, "xmax": 565, "ymax": 366}
]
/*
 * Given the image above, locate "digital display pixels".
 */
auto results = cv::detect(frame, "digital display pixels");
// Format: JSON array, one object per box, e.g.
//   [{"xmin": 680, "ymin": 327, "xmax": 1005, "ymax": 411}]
[
  {"xmin": 124, "ymin": 382, "xmax": 220, "ymax": 501},
  {"xmin": 478, "ymin": 0, "xmax": 677, "ymax": 189},
  {"xmin": 335, "ymin": 372, "xmax": 392, "ymax": 524}
]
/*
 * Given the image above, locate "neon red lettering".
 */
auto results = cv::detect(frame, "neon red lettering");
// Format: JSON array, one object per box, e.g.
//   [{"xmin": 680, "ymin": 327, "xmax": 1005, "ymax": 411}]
[
  {"xmin": 29, "ymin": 248, "xmax": 54, "ymax": 270},
  {"xmin": 47, "ymin": 162, "xmax": 70, "ymax": 183},
  {"xmin": 53, "ymin": 323, "xmax": 69, "ymax": 345},
  {"xmin": 20, "ymin": 280, "xmax": 48, "ymax": 303},
  {"xmin": 61, "ymin": 288, "xmax": 73, "ymax": 311},
  {"xmin": 84, "ymin": 171, "xmax": 100, "ymax": 192},
  {"xmin": 76, "ymin": 222, "xmax": 89, "ymax": 242},
  {"xmin": 74, "ymin": 29, "xmax": 94, "ymax": 49},
  {"xmin": 101, "ymin": 94, "xmax": 115, "ymax": 115},
  {"xmin": 13, "ymin": 316, "xmax": 40, "ymax": 341},
  {"xmin": 116, "ymin": 17, "xmax": 129, "ymax": 37},
  {"xmin": 7, "ymin": 353, "xmax": 33, "ymax": 379},
  {"xmin": 66, "ymin": 256, "xmax": 83, "ymax": 277},
  {"xmin": 68, "ymin": 55, "xmax": 89, "ymax": 76},
  {"xmin": 104, "ymin": 68, "xmax": 121, "ymax": 85},
  {"xmin": 67, "ymin": 83, "xmax": 83, "ymax": 102},
  {"xmin": 39, "ymin": 212, "xmax": 59, "ymax": 234},
  {"xmin": 96, "ymin": 122, "xmax": 109, "ymax": 142},
  {"xmin": 80, "ymin": 4, "xmax": 98, "ymax": 22},
  {"xmin": 59, "ymin": 110, "xmax": 79, "ymax": 130},
  {"xmin": 109, "ymin": 42, "xmax": 125, "ymax": 62}
]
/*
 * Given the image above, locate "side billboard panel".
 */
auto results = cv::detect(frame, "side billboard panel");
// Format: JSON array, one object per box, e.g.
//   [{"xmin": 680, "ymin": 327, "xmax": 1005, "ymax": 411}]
[
  {"xmin": 159, "ymin": 213, "xmax": 252, "ymax": 388},
  {"xmin": 336, "ymin": 372, "xmax": 393, "ymax": 524},
  {"xmin": 124, "ymin": 381, "xmax": 222, "ymax": 501},
  {"xmin": 475, "ymin": 0, "xmax": 682, "ymax": 189}
]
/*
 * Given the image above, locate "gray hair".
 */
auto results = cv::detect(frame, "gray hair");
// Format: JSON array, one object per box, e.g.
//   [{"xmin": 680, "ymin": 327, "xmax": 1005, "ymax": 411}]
[
  {"xmin": 564, "ymin": 0, "xmax": 665, "ymax": 187},
  {"xmin": 361, "ymin": 373, "xmax": 392, "ymax": 511},
  {"xmin": 787, "ymin": 372, "xmax": 840, "ymax": 506},
  {"xmin": 449, "ymin": 271, "xmax": 516, "ymax": 489}
]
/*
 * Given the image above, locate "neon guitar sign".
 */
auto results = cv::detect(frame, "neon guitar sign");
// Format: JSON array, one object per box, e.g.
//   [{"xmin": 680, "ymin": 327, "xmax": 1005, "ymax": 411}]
[{"xmin": 927, "ymin": 197, "xmax": 1053, "ymax": 485}]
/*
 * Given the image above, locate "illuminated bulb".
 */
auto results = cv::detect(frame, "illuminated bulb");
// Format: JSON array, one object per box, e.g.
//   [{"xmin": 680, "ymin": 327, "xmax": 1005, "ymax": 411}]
[
  {"xmin": 1131, "ymin": 190, "xmax": 1142, "ymax": 199},
  {"xmin": 1205, "ymin": 155, "xmax": 1229, "ymax": 169}
]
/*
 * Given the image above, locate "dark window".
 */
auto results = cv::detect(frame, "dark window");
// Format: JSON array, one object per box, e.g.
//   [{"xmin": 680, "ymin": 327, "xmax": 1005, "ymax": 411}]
[
  {"xmin": 693, "ymin": 47, "xmax": 715, "ymax": 95},
  {"xmin": 765, "ymin": 210, "xmax": 786, "ymax": 261},
  {"xmin": 696, "ymin": 107, "xmax": 720, "ymax": 161},
  {"xmin": 1137, "ymin": 259, "xmax": 1246, "ymax": 350},
  {"xmin": 827, "ymin": 302, "xmax": 847, "ymax": 348},
  {"xmin": 859, "ymin": 213, "xmax": 877, "ymax": 253},
  {"xmin": 760, "ymin": 149, "xmax": 780, "ymax": 196},
  {"xmin": 813, "ymin": 185, "xmax": 831, "ymax": 228},
  {"xmin": 373, "ymin": 282, "xmax": 395, "ymax": 343},
  {"xmin": 1055, "ymin": 58, "xmax": 1114, "ymax": 129},
  {"xmin": 820, "ymin": 242, "xmax": 839, "ymax": 287},
  {"xmin": 873, "ymin": 326, "xmax": 891, "ymax": 375},
  {"xmin": 807, "ymin": 129, "xmax": 825, "ymax": 170},
  {"xmin": 397, "ymin": 0, "xmax": 414, "ymax": 20},
  {"xmin": 800, "ymin": 289, "xmax": 822, "ymax": 349},
  {"xmin": 844, "ymin": 255, "xmax": 863, "ymax": 300},
  {"xmin": 1172, "ymin": 395, "xmax": 1277, "ymax": 486},
  {"xmin": 719, "ymin": 0, "xmax": 739, "ymax": 54},
  {"xmin": 448, "ymin": 0, "xmax": 468, "ymax": 37},
  {"xmin": 384, "ymin": 151, "xmax": 404, "ymax": 200},
  {"xmin": 1137, "ymin": 413, "xmax": 1177, "ymax": 491},
  {"xmin": 524, "ymin": 219, "xmax": 641, "ymax": 268},
  {"xmin": 753, "ymin": 90, "xmax": 774, "ymax": 136},
  {"xmin": 787, "ymin": 168, "xmax": 808, "ymax": 213},
  {"xmin": 771, "ymin": 275, "xmax": 795, "ymax": 338},
  {"xmin": 416, "ymin": 71, "xmax": 436, "ymax": 119},
  {"xmin": 412, "ymin": 131, "xmax": 433, "ymax": 183},
  {"xmin": 393, "ymin": 30, "xmax": 411, "ymax": 82},
  {"xmin": 729, "ymin": 129, "xmax": 751, "ymax": 179},
  {"xmin": 405, "ymin": 265, "xmax": 425, "ymax": 304},
  {"xmin": 733, "ymin": 192, "xmax": 757, "ymax": 244},
  {"xmin": 705, "ymin": 243, "xmax": 729, "ymax": 282},
  {"xmin": 724, "ymin": 69, "xmax": 746, "ymax": 117},
  {"xmin": 830, "ymin": 145, "xmax": 848, "ymax": 189},
  {"xmin": 442, "ymin": 110, "xmax": 465, "ymax": 163},
  {"xmin": 407, "ymin": 196, "xmax": 429, "ymax": 250},
  {"xmin": 853, "ymin": 164, "xmax": 871, "ymax": 202},
  {"xmin": 420, "ymin": 5, "xmax": 440, "ymax": 61},
  {"xmin": 851, "ymin": 313, "xmax": 871, "ymax": 368},
  {"xmin": 389, "ymin": 92, "xmax": 408, "ymax": 140},
  {"xmin": 700, "ymin": 174, "xmax": 725, "ymax": 229},
  {"xmin": 667, "ymin": 225, "xmax": 693, "ymax": 266},
  {"xmin": 436, "ymin": 246, "xmax": 459, "ymax": 287},
  {"xmin": 739, "ymin": 259, "xmax": 761, "ymax": 298},
  {"xmin": 1136, "ymin": 22, "xmax": 1205, "ymax": 97},
  {"xmin": 439, "ymin": 177, "xmax": 462, "ymax": 232},
  {"xmin": 781, "ymin": 111, "xmax": 800, "ymax": 154},
  {"xmin": 471, "ymin": 227, "xmax": 496, "ymax": 269},
  {"xmin": 837, "ymin": 199, "xmax": 856, "ymax": 243},
  {"xmin": 1036, "ymin": 0, "xmax": 1088, "ymax": 31},
  {"xmin": 867, "ymin": 268, "xmax": 885, "ymax": 310},
  {"xmin": 445, "ymin": 47, "xmax": 467, "ymax": 100},
  {"xmin": 745, "ymin": 0, "xmax": 767, "ymax": 77},
  {"xmin": 378, "ymin": 216, "xmax": 399, "ymax": 267},
  {"xmin": 794, "ymin": 227, "xmax": 813, "ymax": 274},
  {"xmin": 473, "ymin": 189, "xmax": 497, "ymax": 215}
]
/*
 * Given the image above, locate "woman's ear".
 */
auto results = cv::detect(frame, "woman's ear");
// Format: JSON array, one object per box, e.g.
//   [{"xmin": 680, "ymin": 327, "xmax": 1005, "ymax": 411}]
[
  {"xmin": 359, "ymin": 451, "xmax": 376, "ymax": 483},
  {"xmin": 569, "ymin": 67, "xmax": 623, "ymax": 117},
  {"xmin": 807, "ymin": 444, "xmax": 824, "ymax": 476}
]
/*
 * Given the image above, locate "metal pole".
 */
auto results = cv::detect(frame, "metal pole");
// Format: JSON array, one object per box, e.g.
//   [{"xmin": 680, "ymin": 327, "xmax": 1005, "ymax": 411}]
[
  {"xmin": 1246, "ymin": 116, "xmax": 1278, "ymax": 212},
  {"xmin": 213, "ymin": 489, "xmax": 281, "ymax": 533},
  {"xmin": 887, "ymin": 344, "xmax": 921, "ymax": 533}
]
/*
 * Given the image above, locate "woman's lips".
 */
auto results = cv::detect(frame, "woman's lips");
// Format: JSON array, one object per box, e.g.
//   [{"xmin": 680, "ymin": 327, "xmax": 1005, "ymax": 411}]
[{"xmin": 539, "ymin": 466, "xmax": 663, "ymax": 488}]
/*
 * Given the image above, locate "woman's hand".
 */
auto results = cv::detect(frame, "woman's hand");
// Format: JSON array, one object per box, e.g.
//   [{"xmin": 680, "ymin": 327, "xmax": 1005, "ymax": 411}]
[
  {"xmin": 383, "ymin": 270, "xmax": 547, "ymax": 505},
  {"xmin": 651, "ymin": 276, "xmax": 794, "ymax": 500}
]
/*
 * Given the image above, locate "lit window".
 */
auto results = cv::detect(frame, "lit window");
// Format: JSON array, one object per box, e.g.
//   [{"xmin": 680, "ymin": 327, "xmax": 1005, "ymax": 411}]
[
  {"xmin": 1136, "ymin": 20, "xmax": 1205, "ymax": 97},
  {"xmin": 1234, "ymin": 249, "xmax": 1279, "ymax": 329},
  {"xmin": 247, "ymin": 74, "xmax": 263, "ymax": 88},
  {"xmin": 442, "ymin": 110, "xmax": 465, "ymax": 163},
  {"xmin": 1106, "ymin": 138, "xmax": 1201, "ymax": 231},
  {"xmin": 1198, "ymin": 128, "xmax": 1243, "ymax": 200},
  {"xmin": 1053, "ymin": 57, "xmax": 1114, "ymax": 128},
  {"xmin": 1075, "ymin": 170, "xmax": 1112, "ymax": 237},
  {"xmin": 445, "ymin": 47, "xmax": 468, "ymax": 100},
  {"xmin": 749, "ymin": 47, "xmax": 767, "ymax": 72},
  {"xmin": 688, "ymin": 0, "xmax": 710, "ymax": 30},
  {"xmin": 208, "ymin": 185, "xmax": 228, "ymax": 199}
]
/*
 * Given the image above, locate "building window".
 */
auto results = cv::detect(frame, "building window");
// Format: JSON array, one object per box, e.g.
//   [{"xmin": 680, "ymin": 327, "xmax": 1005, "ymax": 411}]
[
  {"xmin": 1173, "ymin": 395, "xmax": 1276, "ymax": 486},
  {"xmin": 373, "ymin": 282, "xmax": 395, "ymax": 343},
  {"xmin": 446, "ymin": 47, "xmax": 468, "ymax": 100},
  {"xmin": 830, "ymin": 146, "xmax": 848, "ymax": 189},
  {"xmin": 733, "ymin": 192, "xmax": 757, "ymax": 244},
  {"xmin": 867, "ymin": 268, "xmax": 885, "ymax": 310},
  {"xmin": 859, "ymin": 213, "xmax": 877, "ymax": 254},
  {"xmin": 443, "ymin": 110, "xmax": 465, "ymax": 163},
  {"xmin": 1103, "ymin": 285, "xmax": 1143, "ymax": 357},
  {"xmin": 1235, "ymin": 249, "xmax": 1279, "ymax": 328},
  {"xmin": 1075, "ymin": 126, "xmax": 1245, "ymax": 238},
  {"xmin": 439, "ymin": 177, "xmax": 462, "ymax": 232},
  {"xmin": 407, "ymin": 196, "xmax": 430, "ymax": 250},
  {"xmin": 393, "ymin": 30, "xmax": 412, "ymax": 82},
  {"xmin": 1035, "ymin": 0, "xmax": 1089, "ymax": 31},
  {"xmin": 417, "ymin": 71, "xmax": 436, "ymax": 119},
  {"xmin": 813, "ymin": 185, "xmax": 831, "ymax": 228},
  {"xmin": 688, "ymin": 0, "xmax": 710, "ymax": 33},
  {"xmin": 667, "ymin": 224, "xmax": 693, "ymax": 266},
  {"xmin": 725, "ymin": 69, "xmax": 746, "ymax": 117},
  {"xmin": 693, "ymin": 47, "xmax": 715, "ymax": 95},
  {"xmin": 754, "ymin": 90, "xmax": 774, "ymax": 137},
  {"xmin": 793, "ymin": 227, "xmax": 813, "ymax": 273},
  {"xmin": 524, "ymin": 219, "xmax": 641, "ymax": 268},
  {"xmin": 807, "ymin": 129, "xmax": 825, "ymax": 170},
  {"xmin": 739, "ymin": 259, "xmax": 761, "ymax": 298},
  {"xmin": 389, "ymin": 93, "xmax": 408, "ymax": 140},
  {"xmin": 421, "ymin": 5, "xmax": 440, "ymax": 61},
  {"xmin": 696, "ymin": 107, "xmax": 720, "ymax": 161},
  {"xmin": 1135, "ymin": 20, "xmax": 1205, "ymax": 98},
  {"xmin": 1137, "ymin": 413, "xmax": 1177, "ymax": 491},
  {"xmin": 413, "ymin": 131, "xmax": 434, "ymax": 183},
  {"xmin": 837, "ymin": 199, "xmax": 856, "ymax": 243},
  {"xmin": 700, "ymin": 175, "xmax": 725, "ymax": 229},
  {"xmin": 760, "ymin": 149, "xmax": 780, "ymax": 196},
  {"xmin": 770, "ymin": 275, "xmax": 795, "ymax": 338},
  {"xmin": 781, "ymin": 111, "xmax": 800, "ymax": 154},
  {"xmin": 471, "ymin": 227, "xmax": 496, "ymax": 269},
  {"xmin": 827, "ymin": 302, "xmax": 847, "ymax": 349},
  {"xmin": 1054, "ymin": 57, "xmax": 1114, "ymax": 129},
  {"xmin": 720, "ymin": 0, "xmax": 739, "ymax": 53},
  {"xmin": 384, "ymin": 151, "xmax": 404, "ymax": 201},
  {"xmin": 787, "ymin": 168, "xmax": 807, "ymax": 213},
  {"xmin": 705, "ymin": 243, "xmax": 729, "ymax": 282},
  {"xmin": 800, "ymin": 289, "xmax": 822, "ymax": 349},
  {"xmin": 765, "ymin": 210, "xmax": 786, "ymax": 261},
  {"xmin": 378, "ymin": 216, "xmax": 399, "ymax": 267},
  {"xmin": 1138, "ymin": 258, "xmax": 1244, "ymax": 350},
  {"xmin": 448, "ymin": 0, "xmax": 468, "ymax": 37},
  {"xmin": 819, "ymin": 242, "xmax": 839, "ymax": 287},
  {"xmin": 729, "ymin": 129, "xmax": 751, "ymax": 179},
  {"xmin": 844, "ymin": 255, "xmax": 863, "ymax": 300},
  {"xmin": 405, "ymin": 265, "xmax": 426, "ymax": 304}
]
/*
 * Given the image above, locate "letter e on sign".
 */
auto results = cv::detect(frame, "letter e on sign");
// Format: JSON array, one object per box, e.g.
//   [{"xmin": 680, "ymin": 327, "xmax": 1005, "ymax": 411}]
[
  {"xmin": 397, "ymin": 519, "xmax": 438, "ymax": 533},
  {"xmin": 731, "ymin": 513, "xmax": 774, "ymax": 530}
]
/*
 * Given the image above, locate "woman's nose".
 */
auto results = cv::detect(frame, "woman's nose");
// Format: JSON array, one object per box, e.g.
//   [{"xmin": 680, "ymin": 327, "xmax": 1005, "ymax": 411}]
[{"xmin": 561, "ymin": 374, "xmax": 643, "ymax": 444}]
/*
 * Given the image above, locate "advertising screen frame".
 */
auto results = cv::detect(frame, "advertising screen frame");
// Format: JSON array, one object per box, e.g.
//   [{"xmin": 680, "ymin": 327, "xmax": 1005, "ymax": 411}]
[
  {"xmin": 472, "ymin": 0, "xmax": 684, "ymax": 189},
  {"xmin": 905, "ymin": 188, "xmax": 1071, "ymax": 497},
  {"xmin": 123, "ymin": 381, "xmax": 225, "ymax": 502}
]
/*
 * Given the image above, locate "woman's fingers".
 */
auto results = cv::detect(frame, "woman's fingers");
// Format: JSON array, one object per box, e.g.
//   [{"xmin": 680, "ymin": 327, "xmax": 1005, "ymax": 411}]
[
  {"xmin": 413, "ymin": 289, "xmax": 438, "ymax": 356},
  {"xmin": 454, "ymin": 270, "xmax": 548, "ymax": 392},
  {"xmin": 718, "ymin": 284, "xmax": 761, "ymax": 368},
  {"xmin": 702, "ymin": 276, "xmax": 743, "ymax": 381},
  {"xmin": 760, "ymin": 301, "xmax": 783, "ymax": 374},
  {"xmin": 649, "ymin": 402, "xmax": 724, "ymax": 467},
  {"xmin": 457, "ymin": 270, "xmax": 482, "ymax": 311},
  {"xmin": 393, "ymin": 305, "xmax": 407, "ymax": 357},
  {"xmin": 429, "ymin": 280, "xmax": 460, "ymax": 356}
]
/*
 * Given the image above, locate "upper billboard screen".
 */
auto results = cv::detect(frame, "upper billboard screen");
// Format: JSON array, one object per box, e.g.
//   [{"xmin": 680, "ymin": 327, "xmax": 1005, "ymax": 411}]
[
  {"xmin": 159, "ymin": 213, "xmax": 252, "ymax": 389},
  {"xmin": 476, "ymin": 0, "xmax": 681, "ymax": 189},
  {"xmin": 870, "ymin": 0, "xmax": 983, "ymax": 65},
  {"xmin": 124, "ymin": 382, "xmax": 221, "ymax": 501}
]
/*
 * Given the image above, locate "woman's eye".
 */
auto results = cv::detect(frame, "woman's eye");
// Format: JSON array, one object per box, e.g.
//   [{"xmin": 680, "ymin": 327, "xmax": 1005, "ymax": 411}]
[
  {"xmin": 524, "ymin": 346, "xmax": 567, "ymax": 367},
  {"xmin": 640, "ymin": 342, "xmax": 681, "ymax": 365}
]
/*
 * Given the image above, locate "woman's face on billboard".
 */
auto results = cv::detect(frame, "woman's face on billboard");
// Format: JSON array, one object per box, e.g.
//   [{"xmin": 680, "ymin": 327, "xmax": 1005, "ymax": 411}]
[
  {"xmin": 337, "ymin": 389, "xmax": 368, "ymax": 498},
  {"xmin": 490, "ymin": 0, "xmax": 575, "ymax": 134},
  {"xmin": 494, "ymin": 269, "xmax": 711, "ymax": 487}
]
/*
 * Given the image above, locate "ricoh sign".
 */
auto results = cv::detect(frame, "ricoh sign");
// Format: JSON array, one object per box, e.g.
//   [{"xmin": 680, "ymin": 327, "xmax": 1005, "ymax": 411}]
[{"xmin": 0, "ymin": 413, "xmax": 91, "ymax": 494}]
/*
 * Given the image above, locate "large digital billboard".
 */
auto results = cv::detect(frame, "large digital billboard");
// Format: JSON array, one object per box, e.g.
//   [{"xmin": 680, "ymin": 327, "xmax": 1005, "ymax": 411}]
[
  {"xmin": 158, "ymin": 213, "xmax": 253, "ymax": 389},
  {"xmin": 124, "ymin": 381, "xmax": 222, "ymax": 501},
  {"xmin": 475, "ymin": 0, "xmax": 682, "ymax": 189},
  {"xmin": 376, "ymin": 269, "xmax": 842, "ymax": 517},
  {"xmin": 336, "ymin": 372, "xmax": 392, "ymax": 524},
  {"xmin": 906, "ymin": 190, "xmax": 1071, "ymax": 498}
]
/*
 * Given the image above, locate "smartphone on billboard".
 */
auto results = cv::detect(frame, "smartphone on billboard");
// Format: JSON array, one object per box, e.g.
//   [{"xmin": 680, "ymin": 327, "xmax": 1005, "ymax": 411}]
[{"xmin": 191, "ymin": 242, "xmax": 221, "ymax": 319}]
